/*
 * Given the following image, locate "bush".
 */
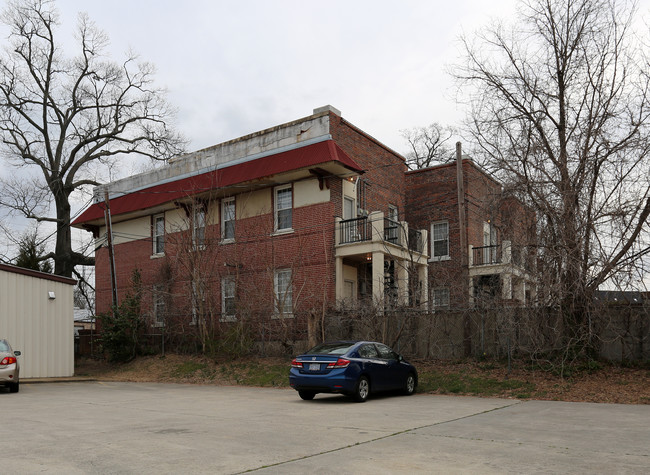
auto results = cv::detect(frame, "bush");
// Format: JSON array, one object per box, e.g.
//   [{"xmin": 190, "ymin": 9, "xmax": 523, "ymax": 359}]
[{"xmin": 98, "ymin": 269, "xmax": 144, "ymax": 362}]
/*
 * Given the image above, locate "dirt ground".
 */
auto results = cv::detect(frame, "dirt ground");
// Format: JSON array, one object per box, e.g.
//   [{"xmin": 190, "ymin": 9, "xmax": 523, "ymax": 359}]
[
  {"xmin": 74, "ymin": 355, "xmax": 650, "ymax": 405},
  {"xmin": 420, "ymin": 360, "xmax": 650, "ymax": 404}
]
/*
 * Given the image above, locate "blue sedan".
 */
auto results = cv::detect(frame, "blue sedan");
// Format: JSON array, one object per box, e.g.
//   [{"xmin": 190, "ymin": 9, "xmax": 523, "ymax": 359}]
[{"xmin": 289, "ymin": 341, "xmax": 417, "ymax": 402}]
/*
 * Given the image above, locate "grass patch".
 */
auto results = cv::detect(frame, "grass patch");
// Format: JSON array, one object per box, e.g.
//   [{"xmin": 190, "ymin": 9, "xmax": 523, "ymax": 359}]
[
  {"xmin": 171, "ymin": 361, "xmax": 214, "ymax": 380},
  {"xmin": 417, "ymin": 368, "xmax": 535, "ymax": 397},
  {"xmin": 219, "ymin": 360, "xmax": 290, "ymax": 388}
]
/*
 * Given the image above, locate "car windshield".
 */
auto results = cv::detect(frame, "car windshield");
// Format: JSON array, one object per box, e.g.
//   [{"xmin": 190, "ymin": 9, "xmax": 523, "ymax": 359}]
[
  {"xmin": 0, "ymin": 341, "xmax": 9, "ymax": 352},
  {"xmin": 305, "ymin": 342, "xmax": 355, "ymax": 355}
]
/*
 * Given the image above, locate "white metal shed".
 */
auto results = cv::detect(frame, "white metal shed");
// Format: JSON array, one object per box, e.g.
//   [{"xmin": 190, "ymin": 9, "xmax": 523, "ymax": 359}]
[{"xmin": 0, "ymin": 263, "xmax": 76, "ymax": 378}]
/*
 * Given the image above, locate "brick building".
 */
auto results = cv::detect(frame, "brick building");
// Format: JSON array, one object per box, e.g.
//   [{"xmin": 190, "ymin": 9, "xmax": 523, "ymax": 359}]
[
  {"xmin": 72, "ymin": 106, "xmax": 429, "ymax": 346},
  {"xmin": 405, "ymin": 158, "xmax": 537, "ymax": 309}
]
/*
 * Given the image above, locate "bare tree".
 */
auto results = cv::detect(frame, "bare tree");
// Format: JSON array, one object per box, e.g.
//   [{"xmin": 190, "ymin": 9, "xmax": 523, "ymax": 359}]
[
  {"xmin": 0, "ymin": 0, "xmax": 185, "ymax": 277},
  {"xmin": 455, "ymin": 0, "xmax": 650, "ymax": 342},
  {"xmin": 400, "ymin": 123, "xmax": 456, "ymax": 169}
]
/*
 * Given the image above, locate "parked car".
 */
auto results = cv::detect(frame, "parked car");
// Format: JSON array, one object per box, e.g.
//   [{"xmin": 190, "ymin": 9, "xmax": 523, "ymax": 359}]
[
  {"xmin": 289, "ymin": 341, "xmax": 417, "ymax": 402},
  {"xmin": 0, "ymin": 339, "xmax": 21, "ymax": 393}
]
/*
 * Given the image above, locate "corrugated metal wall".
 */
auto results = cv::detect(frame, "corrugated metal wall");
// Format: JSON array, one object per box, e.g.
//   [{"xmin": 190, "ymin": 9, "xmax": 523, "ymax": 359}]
[{"xmin": 0, "ymin": 267, "xmax": 74, "ymax": 378}]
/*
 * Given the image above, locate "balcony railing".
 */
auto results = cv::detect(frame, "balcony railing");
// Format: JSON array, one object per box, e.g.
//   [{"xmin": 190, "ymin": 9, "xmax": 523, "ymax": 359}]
[
  {"xmin": 384, "ymin": 218, "xmax": 401, "ymax": 245},
  {"xmin": 471, "ymin": 243, "xmax": 533, "ymax": 270},
  {"xmin": 472, "ymin": 245, "xmax": 502, "ymax": 266},
  {"xmin": 339, "ymin": 215, "xmax": 427, "ymax": 256},
  {"xmin": 339, "ymin": 216, "xmax": 371, "ymax": 244}
]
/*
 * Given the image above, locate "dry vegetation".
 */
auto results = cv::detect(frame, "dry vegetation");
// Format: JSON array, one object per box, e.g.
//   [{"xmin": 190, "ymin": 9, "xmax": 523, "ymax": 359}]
[{"xmin": 74, "ymin": 355, "xmax": 650, "ymax": 405}]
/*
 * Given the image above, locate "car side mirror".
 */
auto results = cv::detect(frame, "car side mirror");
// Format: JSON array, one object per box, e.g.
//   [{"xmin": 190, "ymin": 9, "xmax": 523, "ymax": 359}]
[
  {"xmin": 14, "ymin": 350, "xmax": 21, "ymax": 356},
  {"xmin": 397, "ymin": 354, "xmax": 403, "ymax": 362}
]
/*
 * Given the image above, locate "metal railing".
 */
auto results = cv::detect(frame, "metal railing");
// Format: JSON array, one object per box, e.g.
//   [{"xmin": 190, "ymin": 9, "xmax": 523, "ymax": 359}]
[
  {"xmin": 340, "ymin": 217, "xmax": 371, "ymax": 244},
  {"xmin": 384, "ymin": 218, "xmax": 401, "ymax": 245},
  {"xmin": 472, "ymin": 245, "xmax": 502, "ymax": 266},
  {"xmin": 340, "ymin": 216, "xmax": 425, "ymax": 255}
]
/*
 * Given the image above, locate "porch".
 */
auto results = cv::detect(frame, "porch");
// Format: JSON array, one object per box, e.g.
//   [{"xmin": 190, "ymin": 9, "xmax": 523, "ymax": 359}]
[
  {"xmin": 334, "ymin": 211, "xmax": 429, "ymax": 310},
  {"xmin": 468, "ymin": 241, "xmax": 536, "ymax": 305}
]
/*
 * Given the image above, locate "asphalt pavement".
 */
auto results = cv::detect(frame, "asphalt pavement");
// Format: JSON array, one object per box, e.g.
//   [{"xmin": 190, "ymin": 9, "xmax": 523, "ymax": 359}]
[{"xmin": 4, "ymin": 381, "xmax": 649, "ymax": 474}]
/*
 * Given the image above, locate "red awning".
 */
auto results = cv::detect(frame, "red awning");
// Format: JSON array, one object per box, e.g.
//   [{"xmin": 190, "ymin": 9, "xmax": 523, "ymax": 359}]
[{"xmin": 72, "ymin": 140, "xmax": 363, "ymax": 226}]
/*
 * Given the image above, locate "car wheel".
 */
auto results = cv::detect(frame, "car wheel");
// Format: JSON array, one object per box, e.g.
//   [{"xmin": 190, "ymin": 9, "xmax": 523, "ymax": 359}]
[
  {"xmin": 298, "ymin": 390, "xmax": 315, "ymax": 400},
  {"xmin": 9, "ymin": 381, "xmax": 19, "ymax": 393},
  {"xmin": 404, "ymin": 373, "xmax": 416, "ymax": 395},
  {"xmin": 353, "ymin": 376, "xmax": 370, "ymax": 402}
]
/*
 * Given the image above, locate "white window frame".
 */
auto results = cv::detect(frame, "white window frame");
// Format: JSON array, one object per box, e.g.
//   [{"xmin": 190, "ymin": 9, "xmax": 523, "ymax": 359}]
[
  {"xmin": 273, "ymin": 269, "xmax": 293, "ymax": 317},
  {"xmin": 388, "ymin": 204, "xmax": 399, "ymax": 221},
  {"xmin": 153, "ymin": 286, "xmax": 166, "ymax": 327},
  {"xmin": 343, "ymin": 196, "xmax": 356, "ymax": 220},
  {"xmin": 191, "ymin": 279, "xmax": 205, "ymax": 326},
  {"xmin": 221, "ymin": 276, "xmax": 236, "ymax": 322},
  {"xmin": 221, "ymin": 197, "xmax": 235, "ymax": 242},
  {"xmin": 432, "ymin": 287, "xmax": 450, "ymax": 308},
  {"xmin": 152, "ymin": 214, "xmax": 165, "ymax": 256},
  {"xmin": 430, "ymin": 221, "xmax": 450, "ymax": 261},
  {"xmin": 193, "ymin": 205, "xmax": 206, "ymax": 250},
  {"xmin": 483, "ymin": 221, "xmax": 498, "ymax": 264},
  {"xmin": 274, "ymin": 185, "xmax": 293, "ymax": 233}
]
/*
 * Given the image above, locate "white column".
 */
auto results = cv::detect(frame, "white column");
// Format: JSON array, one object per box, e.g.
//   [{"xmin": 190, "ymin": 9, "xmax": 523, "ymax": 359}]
[
  {"xmin": 502, "ymin": 274, "xmax": 512, "ymax": 300},
  {"xmin": 335, "ymin": 257, "xmax": 344, "ymax": 307},
  {"xmin": 334, "ymin": 217, "xmax": 341, "ymax": 246},
  {"xmin": 418, "ymin": 262, "xmax": 428, "ymax": 309},
  {"xmin": 503, "ymin": 240, "xmax": 512, "ymax": 264},
  {"xmin": 397, "ymin": 260, "xmax": 409, "ymax": 305},
  {"xmin": 372, "ymin": 251, "xmax": 384, "ymax": 309},
  {"xmin": 469, "ymin": 276, "xmax": 475, "ymax": 306},
  {"xmin": 369, "ymin": 211, "xmax": 384, "ymax": 242}
]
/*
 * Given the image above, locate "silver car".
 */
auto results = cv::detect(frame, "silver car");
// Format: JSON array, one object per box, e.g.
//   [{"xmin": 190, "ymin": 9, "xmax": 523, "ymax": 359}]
[{"xmin": 0, "ymin": 339, "xmax": 20, "ymax": 393}]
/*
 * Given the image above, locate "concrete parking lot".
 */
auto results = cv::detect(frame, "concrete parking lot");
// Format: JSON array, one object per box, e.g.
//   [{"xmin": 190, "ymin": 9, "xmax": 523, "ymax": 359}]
[{"xmin": 4, "ymin": 381, "xmax": 649, "ymax": 474}]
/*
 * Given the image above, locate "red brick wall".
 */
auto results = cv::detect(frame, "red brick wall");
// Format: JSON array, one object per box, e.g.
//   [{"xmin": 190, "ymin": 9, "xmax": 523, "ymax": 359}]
[
  {"xmin": 95, "ymin": 192, "xmax": 338, "ymax": 340},
  {"xmin": 329, "ymin": 114, "xmax": 407, "ymax": 218},
  {"xmin": 95, "ymin": 112, "xmax": 411, "ymax": 341},
  {"xmin": 405, "ymin": 159, "xmax": 534, "ymax": 307}
]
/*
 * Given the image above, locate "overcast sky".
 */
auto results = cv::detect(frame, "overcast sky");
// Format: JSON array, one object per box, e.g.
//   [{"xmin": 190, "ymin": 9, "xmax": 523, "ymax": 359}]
[
  {"xmin": 2, "ymin": 0, "xmax": 649, "ymax": 288},
  {"xmin": 48, "ymin": 0, "xmax": 526, "ymax": 157}
]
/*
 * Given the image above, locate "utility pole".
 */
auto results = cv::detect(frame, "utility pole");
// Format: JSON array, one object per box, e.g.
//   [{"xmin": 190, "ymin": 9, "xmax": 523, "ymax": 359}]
[
  {"xmin": 456, "ymin": 142, "xmax": 467, "ymax": 267},
  {"xmin": 104, "ymin": 191, "xmax": 118, "ymax": 309},
  {"xmin": 456, "ymin": 142, "xmax": 472, "ymax": 357}
]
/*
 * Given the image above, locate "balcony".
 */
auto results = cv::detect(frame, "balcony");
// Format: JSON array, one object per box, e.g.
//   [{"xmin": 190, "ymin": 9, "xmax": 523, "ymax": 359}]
[
  {"xmin": 468, "ymin": 241, "xmax": 536, "ymax": 304},
  {"xmin": 335, "ymin": 211, "xmax": 429, "ymax": 310},
  {"xmin": 470, "ymin": 243, "xmax": 532, "ymax": 270},
  {"xmin": 338, "ymin": 215, "xmax": 425, "ymax": 254}
]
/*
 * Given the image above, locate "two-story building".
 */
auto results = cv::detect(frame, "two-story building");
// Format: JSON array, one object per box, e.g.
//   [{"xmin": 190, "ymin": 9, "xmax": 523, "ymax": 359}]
[{"xmin": 72, "ymin": 106, "xmax": 429, "ymax": 346}]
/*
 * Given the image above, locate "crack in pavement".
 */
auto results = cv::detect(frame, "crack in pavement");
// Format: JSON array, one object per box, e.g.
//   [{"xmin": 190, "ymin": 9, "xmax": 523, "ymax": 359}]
[{"xmin": 237, "ymin": 400, "xmax": 522, "ymax": 474}]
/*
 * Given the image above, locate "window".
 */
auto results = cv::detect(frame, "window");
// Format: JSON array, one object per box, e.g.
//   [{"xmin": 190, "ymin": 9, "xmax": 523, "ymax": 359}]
[
  {"xmin": 375, "ymin": 343, "xmax": 398, "ymax": 360},
  {"xmin": 358, "ymin": 343, "xmax": 380, "ymax": 359},
  {"xmin": 274, "ymin": 185, "xmax": 292, "ymax": 232},
  {"xmin": 432, "ymin": 288, "xmax": 450, "ymax": 308},
  {"xmin": 483, "ymin": 221, "xmax": 498, "ymax": 264},
  {"xmin": 388, "ymin": 205, "xmax": 399, "ymax": 221},
  {"xmin": 191, "ymin": 279, "xmax": 205, "ymax": 325},
  {"xmin": 431, "ymin": 221, "xmax": 449, "ymax": 260},
  {"xmin": 221, "ymin": 277, "xmax": 236, "ymax": 321},
  {"xmin": 221, "ymin": 198, "xmax": 235, "ymax": 241},
  {"xmin": 193, "ymin": 205, "xmax": 206, "ymax": 249},
  {"xmin": 153, "ymin": 286, "xmax": 166, "ymax": 327},
  {"xmin": 152, "ymin": 214, "xmax": 165, "ymax": 255},
  {"xmin": 343, "ymin": 197, "xmax": 355, "ymax": 220},
  {"xmin": 386, "ymin": 205, "xmax": 400, "ymax": 243},
  {"xmin": 274, "ymin": 269, "xmax": 293, "ymax": 316}
]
